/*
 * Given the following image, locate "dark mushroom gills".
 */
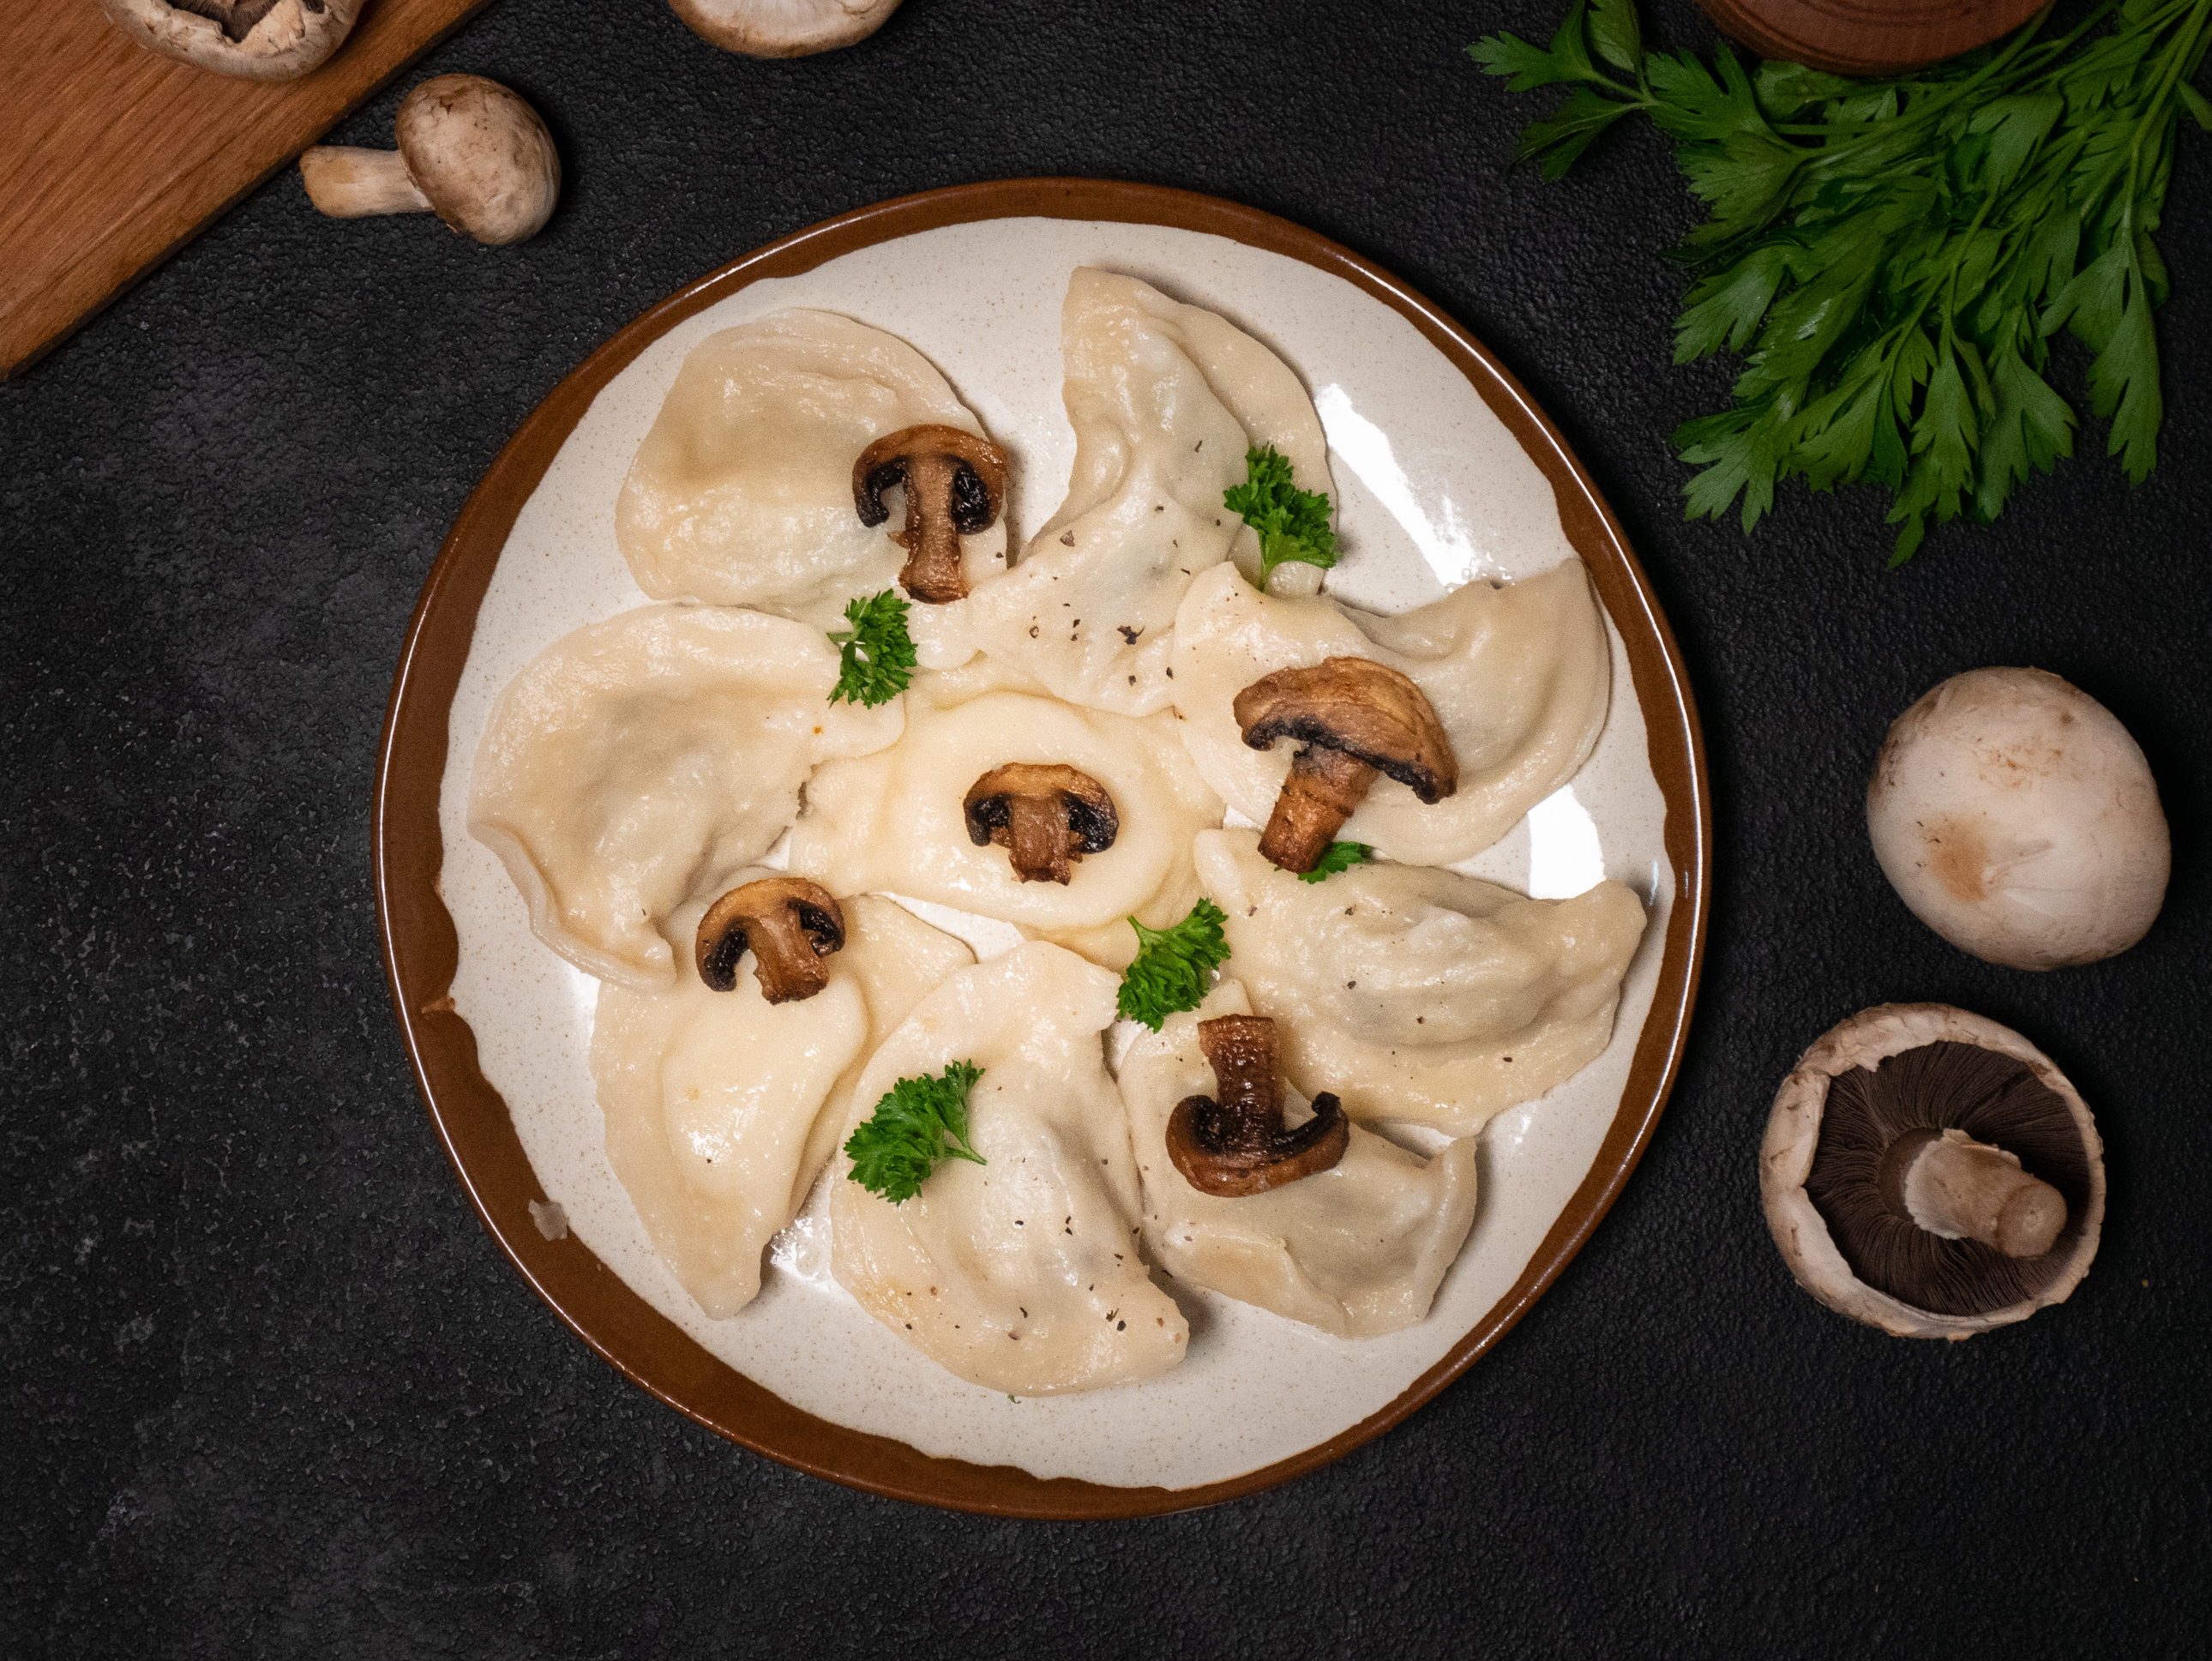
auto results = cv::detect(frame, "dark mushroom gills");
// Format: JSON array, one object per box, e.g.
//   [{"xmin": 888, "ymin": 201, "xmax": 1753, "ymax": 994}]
[
  {"xmin": 1761, "ymin": 1003, "xmax": 2105, "ymax": 1338},
  {"xmin": 1166, "ymin": 1015, "xmax": 1349, "ymax": 1197},
  {"xmin": 961, "ymin": 764, "xmax": 1119, "ymax": 885},
  {"xmin": 1233, "ymin": 657, "xmax": 1458, "ymax": 874},
  {"xmin": 694, "ymin": 877, "xmax": 847, "ymax": 1002},
  {"xmin": 851, "ymin": 424, "xmax": 1007, "ymax": 604}
]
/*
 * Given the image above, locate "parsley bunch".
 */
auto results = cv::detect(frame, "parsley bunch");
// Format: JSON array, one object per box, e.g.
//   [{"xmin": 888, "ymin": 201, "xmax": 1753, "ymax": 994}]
[
  {"xmin": 1223, "ymin": 446, "xmax": 1339, "ymax": 587},
  {"xmin": 1116, "ymin": 900, "xmax": 1232, "ymax": 1030},
  {"xmin": 1473, "ymin": 0, "xmax": 2212, "ymax": 562},
  {"xmin": 826, "ymin": 589, "xmax": 917, "ymax": 707},
  {"xmin": 844, "ymin": 1061, "xmax": 987, "ymax": 1204}
]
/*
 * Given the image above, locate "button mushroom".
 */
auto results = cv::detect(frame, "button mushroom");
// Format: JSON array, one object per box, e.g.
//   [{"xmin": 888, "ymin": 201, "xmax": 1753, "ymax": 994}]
[
  {"xmin": 1233, "ymin": 657, "xmax": 1458, "ymax": 874},
  {"xmin": 1167, "ymin": 1015, "xmax": 1349, "ymax": 1196},
  {"xmin": 962, "ymin": 764, "xmax": 1119, "ymax": 886},
  {"xmin": 298, "ymin": 75, "xmax": 561, "ymax": 247},
  {"xmin": 97, "ymin": 0, "xmax": 362, "ymax": 81},
  {"xmin": 1761, "ymin": 1003, "xmax": 2106, "ymax": 1339},
  {"xmin": 670, "ymin": 0, "xmax": 900, "ymax": 57},
  {"xmin": 852, "ymin": 424, "xmax": 1008, "ymax": 605},
  {"xmin": 1866, "ymin": 666, "xmax": 2170, "ymax": 969},
  {"xmin": 694, "ymin": 877, "xmax": 847, "ymax": 1002}
]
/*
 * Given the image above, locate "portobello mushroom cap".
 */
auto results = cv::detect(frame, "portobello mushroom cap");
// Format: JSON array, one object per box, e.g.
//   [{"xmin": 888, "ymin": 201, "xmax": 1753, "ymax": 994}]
[
  {"xmin": 961, "ymin": 764, "xmax": 1119, "ymax": 886},
  {"xmin": 694, "ymin": 877, "xmax": 847, "ymax": 1002},
  {"xmin": 1167, "ymin": 1014, "xmax": 1349, "ymax": 1197},
  {"xmin": 1761, "ymin": 1003, "xmax": 2105, "ymax": 1338},
  {"xmin": 1233, "ymin": 657, "xmax": 1458, "ymax": 873},
  {"xmin": 851, "ymin": 424, "xmax": 1007, "ymax": 604}
]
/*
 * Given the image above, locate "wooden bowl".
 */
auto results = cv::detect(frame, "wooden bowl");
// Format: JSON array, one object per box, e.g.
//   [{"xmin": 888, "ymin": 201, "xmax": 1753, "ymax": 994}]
[{"xmin": 1696, "ymin": 0, "xmax": 2048, "ymax": 75}]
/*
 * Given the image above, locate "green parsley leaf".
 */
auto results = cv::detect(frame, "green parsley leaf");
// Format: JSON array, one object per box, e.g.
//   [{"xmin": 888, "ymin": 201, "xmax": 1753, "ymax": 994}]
[
  {"xmin": 844, "ymin": 1061, "xmax": 986, "ymax": 1204},
  {"xmin": 1223, "ymin": 446, "xmax": 1339, "ymax": 589},
  {"xmin": 1474, "ymin": 0, "xmax": 2212, "ymax": 563},
  {"xmin": 1116, "ymin": 900, "xmax": 1231, "ymax": 1031},
  {"xmin": 1297, "ymin": 841, "xmax": 1374, "ymax": 883},
  {"xmin": 826, "ymin": 589, "xmax": 917, "ymax": 707}
]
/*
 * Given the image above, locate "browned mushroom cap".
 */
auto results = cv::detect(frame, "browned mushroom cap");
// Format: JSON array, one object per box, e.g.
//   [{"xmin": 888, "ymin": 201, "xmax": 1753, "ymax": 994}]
[
  {"xmin": 1762, "ymin": 1003, "xmax": 2106, "ymax": 1338},
  {"xmin": 694, "ymin": 877, "xmax": 846, "ymax": 1002},
  {"xmin": 1167, "ymin": 1015, "xmax": 1349, "ymax": 1197},
  {"xmin": 98, "ymin": 0, "xmax": 364, "ymax": 81},
  {"xmin": 852, "ymin": 424, "xmax": 1007, "ymax": 604},
  {"xmin": 1233, "ymin": 657, "xmax": 1458, "ymax": 874},
  {"xmin": 962, "ymin": 764, "xmax": 1118, "ymax": 886}
]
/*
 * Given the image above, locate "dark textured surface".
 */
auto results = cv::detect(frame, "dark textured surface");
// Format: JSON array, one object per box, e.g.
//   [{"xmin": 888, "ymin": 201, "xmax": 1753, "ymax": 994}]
[{"xmin": 4, "ymin": 0, "xmax": 2208, "ymax": 1652}]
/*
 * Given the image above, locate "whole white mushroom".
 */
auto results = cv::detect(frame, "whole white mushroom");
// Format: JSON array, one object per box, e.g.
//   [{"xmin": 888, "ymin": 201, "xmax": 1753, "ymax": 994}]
[{"xmin": 1866, "ymin": 667, "xmax": 2170, "ymax": 970}]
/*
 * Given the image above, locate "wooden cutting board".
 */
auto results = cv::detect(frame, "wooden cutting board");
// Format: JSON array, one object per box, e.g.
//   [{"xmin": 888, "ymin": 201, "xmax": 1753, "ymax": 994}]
[{"xmin": 0, "ymin": 0, "xmax": 493, "ymax": 379}]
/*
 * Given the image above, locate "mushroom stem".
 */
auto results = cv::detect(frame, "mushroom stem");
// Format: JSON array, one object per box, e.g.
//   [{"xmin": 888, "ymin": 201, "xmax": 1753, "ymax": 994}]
[
  {"xmin": 887, "ymin": 449, "xmax": 965, "ymax": 604},
  {"xmin": 1006, "ymin": 790, "xmax": 1077, "ymax": 886},
  {"xmin": 1165, "ymin": 1015, "xmax": 1349, "ymax": 1197},
  {"xmin": 1883, "ymin": 1128, "xmax": 2068, "ymax": 1258},
  {"xmin": 299, "ymin": 147, "xmax": 433, "ymax": 218},
  {"xmin": 1257, "ymin": 745, "xmax": 1379, "ymax": 873}
]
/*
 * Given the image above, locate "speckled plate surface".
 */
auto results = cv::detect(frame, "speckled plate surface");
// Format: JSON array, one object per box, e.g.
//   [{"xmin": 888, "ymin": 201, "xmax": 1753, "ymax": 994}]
[{"xmin": 373, "ymin": 179, "xmax": 1710, "ymax": 1517}]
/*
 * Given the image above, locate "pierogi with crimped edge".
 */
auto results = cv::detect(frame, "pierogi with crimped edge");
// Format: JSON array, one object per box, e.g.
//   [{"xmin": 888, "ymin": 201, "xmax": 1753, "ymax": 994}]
[
  {"xmin": 1169, "ymin": 558, "xmax": 1612, "ymax": 867},
  {"xmin": 615, "ymin": 310, "xmax": 1006, "ymax": 650},
  {"xmin": 784, "ymin": 655, "xmax": 1223, "ymax": 970},
  {"xmin": 1120, "ymin": 980, "xmax": 1481, "ymax": 1339},
  {"xmin": 1195, "ymin": 831, "xmax": 1648, "ymax": 1136},
  {"xmin": 591, "ymin": 890, "xmax": 975, "ymax": 1320},
  {"xmin": 830, "ymin": 942, "xmax": 1187, "ymax": 1396},
  {"xmin": 963, "ymin": 268, "xmax": 1335, "ymax": 716},
  {"xmin": 467, "ymin": 604, "xmax": 903, "ymax": 988}
]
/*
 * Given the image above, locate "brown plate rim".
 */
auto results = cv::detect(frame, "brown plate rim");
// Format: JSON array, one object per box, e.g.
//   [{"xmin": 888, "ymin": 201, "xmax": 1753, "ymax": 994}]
[{"xmin": 370, "ymin": 177, "xmax": 1712, "ymax": 1520}]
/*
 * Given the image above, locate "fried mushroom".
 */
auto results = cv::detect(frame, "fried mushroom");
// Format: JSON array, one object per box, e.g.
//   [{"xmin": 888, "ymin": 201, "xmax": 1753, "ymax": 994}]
[
  {"xmin": 852, "ymin": 424, "xmax": 1008, "ymax": 604},
  {"xmin": 1167, "ymin": 1015, "xmax": 1349, "ymax": 1197},
  {"xmin": 961, "ymin": 764, "xmax": 1119, "ymax": 885},
  {"xmin": 694, "ymin": 877, "xmax": 847, "ymax": 1002}
]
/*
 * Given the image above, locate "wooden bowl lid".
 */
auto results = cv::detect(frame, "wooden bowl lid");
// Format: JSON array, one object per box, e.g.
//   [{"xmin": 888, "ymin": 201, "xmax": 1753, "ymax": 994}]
[{"xmin": 1695, "ymin": 0, "xmax": 2047, "ymax": 75}]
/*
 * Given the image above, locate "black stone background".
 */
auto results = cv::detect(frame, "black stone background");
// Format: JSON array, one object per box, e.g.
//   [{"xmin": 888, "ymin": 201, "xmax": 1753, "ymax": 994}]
[{"xmin": 4, "ymin": 0, "xmax": 2208, "ymax": 1652}]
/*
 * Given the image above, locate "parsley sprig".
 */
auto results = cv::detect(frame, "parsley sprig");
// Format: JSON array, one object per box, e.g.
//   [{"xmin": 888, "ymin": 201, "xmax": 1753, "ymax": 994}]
[
  {"xmin": 826, "ymin": 589, "xmax": 917, "ymax": 707},
  {"xmin": 1223, "ymin": 445, "xmax": 1339, "ymax": 587},
  {"xmin": 1472, "ymin": 0, "xmax": 2212, "ymax": 563},
  {"xmin": 844, "ymin": 1061, "xmax": 986, "ymax": 1204},
  {"xmin": 1115, "ymin": 900, "xmax": 1231, "ymax": 1031},
  {"xmin": 1297, "ymin": 841, "xmax": 1375, "ymax": 883}
]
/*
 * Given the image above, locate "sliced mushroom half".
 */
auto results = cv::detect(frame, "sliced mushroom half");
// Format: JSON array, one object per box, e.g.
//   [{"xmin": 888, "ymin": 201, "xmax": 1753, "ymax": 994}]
[
  {"xmin": 1167, "ymin": 1015, "xmax": 1349, "ymax": 1196},
  {"xmin": 694, "ymin": 877, "xmax": 846, "ymax": 1002},
  {"xmin": 962, "ymin": 764, "xmax": 1118, "ymax": 885},
  {"xmin": 1762, "ymin": 1003, "xmax": 2106, "ymax": 1338},
  {"xmin": 1234, "ymin": 657, "xmax": 1458, "ymax": 874},
  {"xmin": 852, "ymin": 424, "xmax": 1007, "ymax": 604}
]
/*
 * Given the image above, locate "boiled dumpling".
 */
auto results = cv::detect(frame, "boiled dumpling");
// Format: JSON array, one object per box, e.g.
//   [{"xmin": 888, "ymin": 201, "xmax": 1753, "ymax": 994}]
[
  {"xmin": 1121, "ymin": 980, "xmax": 1480, "ymax": 1338},
  {"xmin": 1196, "ymin": 830, "xmax": 1646, "ymax": 1136},
  {"xmin": 830, "ymin": 942, "xmax": 1187, "ymax": 1395},
  {"xmin": 616, "ymin": 310, "xmax": 1006, "ymax": 641},
  {"xmin": 785, "ymin": 656, "xmax": 1223, "ymax": 969},
  {"xmin": 963, "ymin": 268, "xmax": 1335, "ymax": 716},
  {"xmin": 592, "ymin": 891, "xmax": 974, "ymax": 1319},
  {"xmin": 469, "ymin": 604, "xmax": 902, "ymax": 986},
  {"xmin": 1170, "ymin": 558, "xmax": 1611, "ymax": 866}
]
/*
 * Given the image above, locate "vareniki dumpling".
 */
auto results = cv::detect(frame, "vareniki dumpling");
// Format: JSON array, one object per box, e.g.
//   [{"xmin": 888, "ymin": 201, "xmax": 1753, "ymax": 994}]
[
  {"xmin": 785, "ymin": 656, "xmax": 1223, "ymax": 969},
  {"xmin": 469, "ymin": 604, "xmax": 902, "ymax": 986},
  {"xmin": 831, "ymin": 942, "xmax": 1187, "ymax": 1395},
  {"xmin": 965, "ymin": 268, "xmax": 1335, "ymax": 716},
  {"xmin": 592, "ymin": 892, "xmax": 974, "ymax": 1320},
  {"xmin": 1196, "ymin": 830, "xmax": 1647, "ymax": 1136},
  {"xmin": 616, "ymin": 310, "xmax": 1007, "ymax": 636},
  {"xmin": 1121, "ymin": 981, "xmax": 1480, "ymax": 1339},
  {"xmin": 1170, "ymin": 558, "xmax": 1612, "ymax": 866}
]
